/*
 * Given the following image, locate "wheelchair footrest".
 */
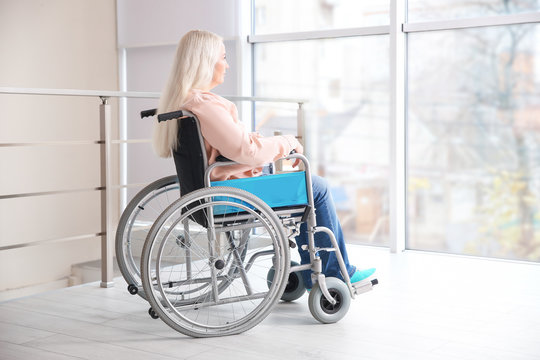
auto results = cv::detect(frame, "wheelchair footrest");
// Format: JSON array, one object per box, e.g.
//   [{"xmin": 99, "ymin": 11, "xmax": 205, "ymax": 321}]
[{"xmin": 352, "ymin": 278, "xmax": 378, "ymax": 296}]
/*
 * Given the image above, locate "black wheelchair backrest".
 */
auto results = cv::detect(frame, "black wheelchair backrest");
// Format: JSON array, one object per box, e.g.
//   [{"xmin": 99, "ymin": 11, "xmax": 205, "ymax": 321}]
[
  {"xmin": 172, "ymin": 116, "xmax": 207, "ymax": 196},
  {"xmin": 143, "ymin": 108, "xmax": 210, "ymax": 226},
  {"xmin": 142, "ymin": 108, "xmax": 208, "ymax": 196}
]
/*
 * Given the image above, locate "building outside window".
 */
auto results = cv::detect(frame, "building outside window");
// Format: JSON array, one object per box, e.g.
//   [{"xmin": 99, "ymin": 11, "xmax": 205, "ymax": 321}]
[
  {"xmin": 252, "ymin": 0, "xmax": 540, "ymax": 261},
  {"xmin": 407, "ymin": 1, "xmax": 540, "ymax": 261}
]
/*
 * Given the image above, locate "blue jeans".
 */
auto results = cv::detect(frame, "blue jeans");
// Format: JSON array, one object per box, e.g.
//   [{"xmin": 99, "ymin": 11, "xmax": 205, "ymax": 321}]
[{"xmin": 295, "ymin": 175, "xmax": 356, "ymax": 288}]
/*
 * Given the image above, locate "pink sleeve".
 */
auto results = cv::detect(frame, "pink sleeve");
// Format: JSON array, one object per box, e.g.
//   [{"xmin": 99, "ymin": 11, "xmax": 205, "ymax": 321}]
[{"xmin": 191, "ymin": 98, "xmax": 298, "ymax": 167}]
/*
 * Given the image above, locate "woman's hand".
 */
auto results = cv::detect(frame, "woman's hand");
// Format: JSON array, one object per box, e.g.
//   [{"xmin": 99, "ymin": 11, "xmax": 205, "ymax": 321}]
[{"xmin": 292, "ymin": 142, "xmax": 303, "ymax": 168}]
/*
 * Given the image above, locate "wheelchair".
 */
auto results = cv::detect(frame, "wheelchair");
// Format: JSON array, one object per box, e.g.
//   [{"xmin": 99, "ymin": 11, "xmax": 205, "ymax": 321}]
[
  {"xmin": 116, "ymin": 108, "xmax": 378, "ymax": 338},
  {"xmin": 116, "ymin": 174, "xmax": 179, "ymax": 299}
]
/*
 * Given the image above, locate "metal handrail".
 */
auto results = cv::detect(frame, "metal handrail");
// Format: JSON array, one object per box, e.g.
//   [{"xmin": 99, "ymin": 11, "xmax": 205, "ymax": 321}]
[
  {"xmin": 0, "ymin": 86, "xmax": 307, "ymax": 288},
  {"xmin": 0, "ymin": 87, "xmax": 308, "ymax": 104}
]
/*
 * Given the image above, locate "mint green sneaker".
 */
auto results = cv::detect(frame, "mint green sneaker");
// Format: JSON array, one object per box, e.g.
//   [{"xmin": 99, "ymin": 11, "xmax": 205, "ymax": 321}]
[{"xmin": 350, "ymin": 268, "xmax": 376, "ymax": 284}]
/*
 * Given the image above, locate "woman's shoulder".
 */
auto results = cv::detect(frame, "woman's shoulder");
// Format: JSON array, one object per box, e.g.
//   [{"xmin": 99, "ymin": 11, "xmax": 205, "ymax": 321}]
[
  {"xmin": 186, "ymin": 89, "xmax": 232, "ymax": 108},
  {"xmin": 183, "ymin": 90, "xmax": 237, "ymax": 120}
]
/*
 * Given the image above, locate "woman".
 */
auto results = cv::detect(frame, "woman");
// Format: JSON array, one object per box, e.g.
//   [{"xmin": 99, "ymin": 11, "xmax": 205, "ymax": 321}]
[{"xmin": 153, "ymin": 29, "xmax": 375, "ymax": 289}]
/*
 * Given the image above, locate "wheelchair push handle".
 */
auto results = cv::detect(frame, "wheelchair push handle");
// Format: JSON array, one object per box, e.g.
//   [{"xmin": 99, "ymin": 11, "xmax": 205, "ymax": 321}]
[
  {"xmin": 140, "ymin": 108, "xmax": 194, "ymax": 123},
  {"xmin": 140, "ymin": 109, "xmax": 157, "ymax": 118},
  {"xmin": 158, "ymin": 110, "xmax": 185, "ymax": 122}
]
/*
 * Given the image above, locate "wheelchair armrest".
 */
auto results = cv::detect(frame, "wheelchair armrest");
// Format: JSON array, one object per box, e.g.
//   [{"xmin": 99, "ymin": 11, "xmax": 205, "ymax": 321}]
[
  {"xmin": 204, "ymin": 158, "xmax": 239, "ymax": 187},
  {"xmin": 274, "ymin": 152, "xmax": 309, "ymax": 173},
  {"xmin": 205, "ymin": 153, "xmax": 312, "ymax": 190}
]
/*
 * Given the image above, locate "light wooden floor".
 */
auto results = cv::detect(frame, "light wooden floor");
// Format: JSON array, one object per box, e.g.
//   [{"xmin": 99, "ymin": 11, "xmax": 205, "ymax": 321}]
[{"xmin": 1, "ymin": 245, "xmax": 539, "ymax": 360}]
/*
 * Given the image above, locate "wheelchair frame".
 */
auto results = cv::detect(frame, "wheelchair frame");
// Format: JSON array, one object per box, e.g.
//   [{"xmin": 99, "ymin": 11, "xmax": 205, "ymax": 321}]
[{"xmin": 116, "ymin": 108, "xmax": 377, "ymax": 337}]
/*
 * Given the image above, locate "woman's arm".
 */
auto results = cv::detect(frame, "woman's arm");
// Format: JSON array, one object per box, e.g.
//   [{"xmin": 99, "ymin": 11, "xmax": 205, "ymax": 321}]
[{"xmin": 191, "ymin": 98, "xmax": 301, "ymax": 167}]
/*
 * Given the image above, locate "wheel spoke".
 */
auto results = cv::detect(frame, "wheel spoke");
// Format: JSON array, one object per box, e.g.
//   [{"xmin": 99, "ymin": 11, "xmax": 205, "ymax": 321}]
[{"xmin": 141, "ymin": 186, "xmax": 289, "ymax": 337}]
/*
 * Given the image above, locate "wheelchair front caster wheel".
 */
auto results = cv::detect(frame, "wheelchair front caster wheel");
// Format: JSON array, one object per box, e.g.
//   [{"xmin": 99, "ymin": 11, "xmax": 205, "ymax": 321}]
[
  {"xmin": 267, "ymin": 261, "xmax": 305, "ymax": 302},
  {"xmin": 148, "ymin": 308, "xmax": 159, "ymax": 319},
  {"xmin": 308, "ymin": 277, "xmax": 351, "ymax": 324},
  {"xmin": 127, "ymin": 284, "xmax": 138, "ymax": 295}
]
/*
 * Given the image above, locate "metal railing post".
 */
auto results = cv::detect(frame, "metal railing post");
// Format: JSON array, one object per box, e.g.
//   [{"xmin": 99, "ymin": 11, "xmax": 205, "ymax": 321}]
[
  {"xmin": 99, "ymin": 96, "xmax": 114, "ymax": 287},
  {"xmin": 297, "ymin": 102, "xmax": 306, "ymax": 170},
  {"xmin": 297, "ymin": 102, "xmax": 305, "ymax": 147}
]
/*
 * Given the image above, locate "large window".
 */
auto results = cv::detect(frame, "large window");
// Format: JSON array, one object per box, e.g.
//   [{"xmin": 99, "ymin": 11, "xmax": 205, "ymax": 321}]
[
  {"xmin": 252, "ymin": 1, "xmax": 540, "ymax": 260},
  {"xmin": 253, "ymin": 1, "xmax": 391, "ymax": 246},
  {"xmin": 407, "ymin": 23, "xmax": 540, "ymax": 261},
  {"xmin": 254, "ymin": 37, "xmax": 390, "ymax": 245}
]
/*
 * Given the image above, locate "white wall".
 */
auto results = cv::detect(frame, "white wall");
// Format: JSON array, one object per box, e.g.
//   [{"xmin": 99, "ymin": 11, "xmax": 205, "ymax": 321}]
[
  {"xmin": 0, "ymin": 0, "xmax": 250, "ymax": 300},
  {"xmin": 115, "ymin": 0, "xmax": 252, "ymax": 202},
  {"xmin": 116, "ymin": 0, "xmax": 240, "ymax": 46},
  {"xmin": 0, "ymin": 0, "xmax": 119, "ymax": 300}
]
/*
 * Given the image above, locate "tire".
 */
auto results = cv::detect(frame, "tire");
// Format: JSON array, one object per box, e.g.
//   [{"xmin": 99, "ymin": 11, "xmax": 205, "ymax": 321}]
[
  {"xmin": 308, "ymin": 277, "xmax": 351, "ymax": 324},
  {"xmin": 115, "ymin": 175, "xmax": 179, "ymax": 299},
  {"xmin": 267, "ymin": 261, "xmax": 306, "ymax": 302},
  {"xmin": 141, "ymin": 186, "xmax": 290, "ymax": 338}
]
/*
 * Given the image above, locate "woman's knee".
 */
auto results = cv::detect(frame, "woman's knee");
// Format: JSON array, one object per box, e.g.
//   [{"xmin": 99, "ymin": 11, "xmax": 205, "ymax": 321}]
[
  {"xmin": 311, "ymin": 175, "xmax": 329, "ymax": 190},
  {"xmin": 311, "ymin": 175, "xmax": 330, "ymax": 201}
]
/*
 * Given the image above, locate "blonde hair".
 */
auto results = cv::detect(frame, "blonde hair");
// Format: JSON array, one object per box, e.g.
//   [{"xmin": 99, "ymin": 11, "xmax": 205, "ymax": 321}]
[{"xmin": 153, "ymin": 30, "xmax": 223, "ymax": 158}]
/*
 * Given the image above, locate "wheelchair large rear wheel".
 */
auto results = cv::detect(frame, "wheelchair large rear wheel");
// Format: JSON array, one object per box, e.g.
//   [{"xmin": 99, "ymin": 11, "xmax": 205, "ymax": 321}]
[
  {"xmin": 115, "ymin": 175, "xmax": 179, "ymax": 298},
  {"xmin": 141, "ymin": 186, "xmax": 290, "ymax": 337}
]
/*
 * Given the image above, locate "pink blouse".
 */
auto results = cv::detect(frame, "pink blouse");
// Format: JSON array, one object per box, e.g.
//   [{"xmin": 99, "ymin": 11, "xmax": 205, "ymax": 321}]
[{"xmin": 181, "ymin": 89, "xmax": 300, "ymax": 181}]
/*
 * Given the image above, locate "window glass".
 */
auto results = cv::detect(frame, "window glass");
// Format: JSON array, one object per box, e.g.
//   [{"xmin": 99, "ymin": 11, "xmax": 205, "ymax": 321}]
[
  {"xmin": 254, "ymin": 0, "xmax": 389, "ymax": 35},
  {"xmin": 408, "ymin": 0, "xmax": 539, "ymax": 22},
  {"xmin": 255, "ymin": 36, "xmax": 390, "ymax": 245},
  {"xmin": 407, "ymin": 24, "xmax": 540, "ymax": 261}
]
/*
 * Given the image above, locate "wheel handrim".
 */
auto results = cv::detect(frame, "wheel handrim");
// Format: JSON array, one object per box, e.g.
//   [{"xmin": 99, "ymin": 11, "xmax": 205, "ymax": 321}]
[{"xmin": 141, "ymin": 187, "xmax": 290, "ymax": 336}]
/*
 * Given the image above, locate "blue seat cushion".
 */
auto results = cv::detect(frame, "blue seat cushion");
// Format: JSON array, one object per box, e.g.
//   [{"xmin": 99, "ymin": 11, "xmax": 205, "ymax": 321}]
[{"xmin": 210, "ymin": 171, "xmax": 308, "ymax": 215}]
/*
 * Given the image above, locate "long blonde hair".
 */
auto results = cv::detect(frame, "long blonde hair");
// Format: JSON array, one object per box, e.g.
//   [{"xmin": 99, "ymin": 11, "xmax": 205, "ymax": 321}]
[{"xmin": 153, "ymin": 30, "xmax": 223, "ymax": 158}]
